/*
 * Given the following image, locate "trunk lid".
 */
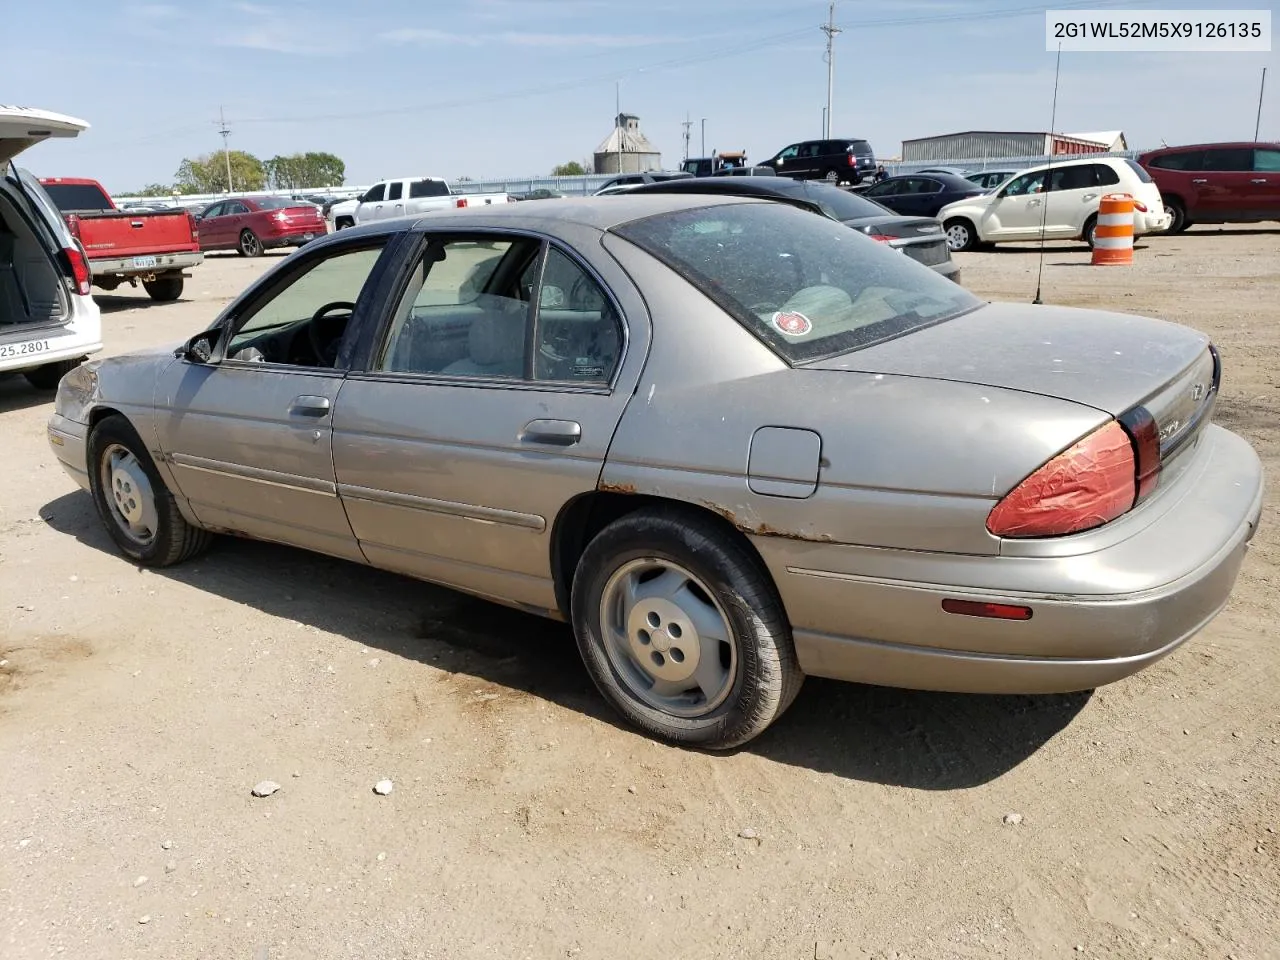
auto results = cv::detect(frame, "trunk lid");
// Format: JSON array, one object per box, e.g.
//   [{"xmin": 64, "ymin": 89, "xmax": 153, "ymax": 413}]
[
  {"xmin": 0, "ymin": 106, "xmax": 88, "ymax": 166},
  {"xmin": 807, "ymin": 301, "xmax": 1217, "ymax": 463}
]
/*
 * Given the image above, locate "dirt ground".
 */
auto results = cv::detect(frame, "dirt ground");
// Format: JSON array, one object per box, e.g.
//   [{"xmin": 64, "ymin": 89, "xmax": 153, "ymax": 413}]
[{"xmin": 2, "ymin": 230, "xmax": 1278, "ymax": 960}]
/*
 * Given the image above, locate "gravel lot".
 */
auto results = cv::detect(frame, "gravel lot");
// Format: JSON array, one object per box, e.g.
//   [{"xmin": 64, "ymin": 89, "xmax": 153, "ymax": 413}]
[{"xmin": 2, "ymin": 230, "xmax": 1278, "ymax": 960}]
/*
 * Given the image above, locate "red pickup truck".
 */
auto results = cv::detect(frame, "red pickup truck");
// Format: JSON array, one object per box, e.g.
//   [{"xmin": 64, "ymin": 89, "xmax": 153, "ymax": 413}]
[{"xmin": 38, "ymin": 177, "xmax": 203, "ymax": 301}]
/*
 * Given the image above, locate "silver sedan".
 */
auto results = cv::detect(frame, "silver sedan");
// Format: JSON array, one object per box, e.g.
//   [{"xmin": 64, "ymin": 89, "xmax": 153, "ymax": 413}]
[{"xmin": 47, "ymin": 195, "xmax": 1264, "ymax": 749}]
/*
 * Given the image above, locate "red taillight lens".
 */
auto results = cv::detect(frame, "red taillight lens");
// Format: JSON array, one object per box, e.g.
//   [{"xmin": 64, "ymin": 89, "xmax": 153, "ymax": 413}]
[
  {"xmin": 187, "ymin": 211, "xmax": 199, "ymax": 244},
  {"xmin": 987, "ymin": 420, "xmax": 1135, "ymax": 538},
  {"xmin": 63, "ymin": 245, "xmax": 92, "ymax": 296},
  {"xmin": 455, "ymin": 198, "xmax": 469, "ymax": 208},
  {"xmin": 869, "ymin": 234, "xmax": 895, "ymax": 242},
  {"xmin": 1134, "ymin": 201, "xmax": 1148, "ymax": 213},
  {"xmin": 65, "ymin": 214, "xmax": 82, "ymax": 240},
  {"xmin": 848, "ymin": 155, "xmax": 856, "ymax": 167}
]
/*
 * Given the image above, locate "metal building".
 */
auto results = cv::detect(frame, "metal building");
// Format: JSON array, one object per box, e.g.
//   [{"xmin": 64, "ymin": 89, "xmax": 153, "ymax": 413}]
[
  {"xmin": 593, "ymin": 114, "xmax": 662, "ymax": 175},
  {"xmin": 901, "ymin": 130, "xmax": 1126, "ymax": 163}
]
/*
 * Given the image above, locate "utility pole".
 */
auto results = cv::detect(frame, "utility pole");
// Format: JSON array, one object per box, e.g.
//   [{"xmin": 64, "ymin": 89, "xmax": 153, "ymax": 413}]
[
  {"xmin": 615, "ymin": 81, "xmax": 622, "ymax": 174},
  {"xmin": 701, "ymin": 118, "xmax": 706, "ymax": 158},
  {"xmin": 1256, "ymin": 67, "xmax": 1268, "ymax": 141},
  {"xmin": 820, "ymin": 2, "xmax": 842, "ymax": 139},
  {"xmin": 218, "ymin": 106, "xmax": 233, "ymax": 195},
  {"xmin": 682, "ymin": 114, "xmax": 692, "ymax": 161}
]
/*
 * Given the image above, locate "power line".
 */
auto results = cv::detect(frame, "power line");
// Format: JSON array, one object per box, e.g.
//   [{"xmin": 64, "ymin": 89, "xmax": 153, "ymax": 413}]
[{"xmin": 820, "ymin": 2, "xmax": 842, "ymax": 140}]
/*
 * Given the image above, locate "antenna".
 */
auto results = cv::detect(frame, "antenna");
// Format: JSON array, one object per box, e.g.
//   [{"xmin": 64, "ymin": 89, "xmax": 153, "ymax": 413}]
[
  {"xmin": 820, "ymin": 2, "xmax": 842, "ymax": 139},
  {"xmin": 1032, "ymin": 43, "xmax": 1063, "ymax": 306},
  {"xmin": 217, "ymin": 106, "xmax": 233, "ymax": 195},
  {"xmin": 1255, "ymin": 67, "xmax": 1267, "ymax": 141}
]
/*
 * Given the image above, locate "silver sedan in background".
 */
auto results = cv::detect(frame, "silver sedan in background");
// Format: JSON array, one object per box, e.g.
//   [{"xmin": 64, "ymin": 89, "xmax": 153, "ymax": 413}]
[{"xmin": 47, "ymin": 196, "xmax": 1264, "ymax": 749}]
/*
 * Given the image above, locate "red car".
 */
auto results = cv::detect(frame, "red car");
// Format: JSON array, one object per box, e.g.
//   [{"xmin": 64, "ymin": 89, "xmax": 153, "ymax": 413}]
[
  {"xmin": 195, "ymin": 196, "xmax": 327, "ymax": 257},
  {"xmin": 1138, "ymin": 141, "xmax": 1280, "ymax": 233}
]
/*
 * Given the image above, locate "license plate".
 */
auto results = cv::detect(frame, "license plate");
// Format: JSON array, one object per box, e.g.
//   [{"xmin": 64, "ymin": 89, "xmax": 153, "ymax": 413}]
[
  {"xmin": 303, "ymin": 233, "xmax": 314, "ymax": 240},
  {"xmin": 0, "ymin": 338, "xmax": 51, "ymax": 360},
  {"xmin": 132, "ymin": 255, "xmax": 158, "ymax": 268}
]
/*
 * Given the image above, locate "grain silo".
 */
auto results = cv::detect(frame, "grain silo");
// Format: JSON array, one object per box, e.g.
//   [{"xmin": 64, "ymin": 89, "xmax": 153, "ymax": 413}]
[{"xmin": 593, "ymin": 113, "xmax": 662, "ymax": 175}]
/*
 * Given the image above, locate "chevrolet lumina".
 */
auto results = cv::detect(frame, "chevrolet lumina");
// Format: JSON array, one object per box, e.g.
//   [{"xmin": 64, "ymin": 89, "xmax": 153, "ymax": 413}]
[{"xmin": 46, "ymin": 196, "xmax": 1264, "ymax": 749}]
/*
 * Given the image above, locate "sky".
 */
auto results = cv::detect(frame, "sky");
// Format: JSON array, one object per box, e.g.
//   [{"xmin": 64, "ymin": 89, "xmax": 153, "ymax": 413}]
[{"xmin": 4, "ymin": 0, "xmax": 1276, "ymax": 193}]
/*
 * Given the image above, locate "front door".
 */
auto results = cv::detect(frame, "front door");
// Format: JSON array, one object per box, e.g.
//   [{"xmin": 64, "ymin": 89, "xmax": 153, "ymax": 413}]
[
  {"xmin": 197, "ymin": 202, "xmax": 227, "ymax": 248},
  {"xmin": 985, "ymin": 168, "xmax": 1051, "ymax": 239},
  {"xmin": 153, "ymin": 235, "xmax": 394, "ymax": 561},
  {"xmin": 772, "ymin": 144, "xmax": 801, "ymax": 178},
  {"xmin": 332, "ymin": 229, "xmax": 648, "ymax": 614}
]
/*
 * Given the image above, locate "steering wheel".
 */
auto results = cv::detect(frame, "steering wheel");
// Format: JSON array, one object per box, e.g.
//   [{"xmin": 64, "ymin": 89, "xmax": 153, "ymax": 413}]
[{"xmin": 307, "ymin": 301, "xmax": 356, "ymax": 366}]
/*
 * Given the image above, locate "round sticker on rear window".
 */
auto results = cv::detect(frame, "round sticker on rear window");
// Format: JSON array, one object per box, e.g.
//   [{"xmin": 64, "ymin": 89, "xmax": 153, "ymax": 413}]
[{"xmin": 771, "ymin": 311, "xmax": 813, "ymax": 337}]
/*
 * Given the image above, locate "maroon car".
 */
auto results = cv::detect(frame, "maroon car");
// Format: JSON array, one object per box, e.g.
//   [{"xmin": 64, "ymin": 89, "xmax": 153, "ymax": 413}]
[
  {"xmin": 195, "ymin": 196, "xmax": 327, "ymax": 257},
  {"xmin": 1138, "ymin": 141, "xmax": 1280, "ymax": 233}
]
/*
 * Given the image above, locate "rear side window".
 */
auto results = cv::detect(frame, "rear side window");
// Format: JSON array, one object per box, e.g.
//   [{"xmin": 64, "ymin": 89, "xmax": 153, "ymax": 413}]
[
  {"xmin": 1201, "ymin": 148, "xmax": 1253, "ymax": 171},
  {"xmin": 410, "ymin": 179, "xmax": 450, "ymax": 198},
  {"xmin": 1123, "ymin": 159, "xmax": 1153, "ymax": 183},
  {"xmin": 387, "ymin": 181, "xmax": 403, "ymax": 201},
  {"xmin": 1147, "ymin": 152, "xmax": 1201, "ymax": 171},
  {"xmin": 1255, "ymin": 149, "xmax": 1280, "ymax": 172},
  {"xmin": 614, "ymin": 202, "xmax": 981, "ymax": 364},
  {"xmin": 40, "ymin": 182, "xmax": 112, "ymax": 212},
  {"xmin": 1094, "ymin": 163, "xmax": 1121, "ymax": 186}
]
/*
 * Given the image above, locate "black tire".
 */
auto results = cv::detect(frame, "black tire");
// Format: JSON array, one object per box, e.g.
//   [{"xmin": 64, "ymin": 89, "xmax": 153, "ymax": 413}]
[
  {"xmin": 334, "ymin": 217, "xmax": 354, "ymax": 231},
  {"xmin": 142, "ymin": 276, "xmax": 183, "ymax": 301},
  {"xmin": 570, "ymin": 506, "xmax": 803, "ymax": 750},
  {"xmin": 944, "ymin": 217, "xmax": 978, "ymax": 252},
  {"xmin": 238, "ymin": 229, "xmax": 263, "ymax": 257},
  {"xmin": 1165, "ymin": 198, "xmax": 1189, "ymax": 233},
  {"xmin": 87, "ymin": 414, "xmax": 212, "ymax": 567},
  {"xmin": 1083, "ymin": 214, "xmax": 1098, "ymax": 249},
  {"xmin": 822, "ymin": 168, "xmax": 842, "ymax": 185},
  {"xmin": 23, "ymin": 357, "xmax": 84, "ymax": 391}
]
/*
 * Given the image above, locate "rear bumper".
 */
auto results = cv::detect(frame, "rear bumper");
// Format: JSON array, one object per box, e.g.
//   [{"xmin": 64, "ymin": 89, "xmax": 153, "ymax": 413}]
[
  {"xmin": 0, "ymin": 311, "xmax": 103, "ymax": 375},
  {"xmin": 47, "ymin": 413, "xmax": 91, "ymax": 490},
  {"xmin": 263, "ymin": 229, "xmax": 325, "ymax": 249},
  {"xmin": 755, "ymin": 424, "xmax": 1264, "ymax": 694},
  {"xmin": 1137, "ymin": 210, "xmax": 1173, "ymax": 234},
  {"xmin": 90, "ymin": 250, "xmax": 203, "ymax": 276}
]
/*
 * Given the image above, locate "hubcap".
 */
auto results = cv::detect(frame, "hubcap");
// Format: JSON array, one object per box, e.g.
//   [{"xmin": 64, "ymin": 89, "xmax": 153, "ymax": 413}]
[
  {"xmin": 598, "ymin": 559, "xmax": 737, "ymax": 718},
  {"xmin": 946, "ymin": 224, "xmax": 969, "ymax": 250},
  {"xmin": 243, "ymin": 233, "xmax": 258, "ymax": 255},
  {"xmin": 100, "ymin": 443, "xmax": 159, "ymax": 545}
]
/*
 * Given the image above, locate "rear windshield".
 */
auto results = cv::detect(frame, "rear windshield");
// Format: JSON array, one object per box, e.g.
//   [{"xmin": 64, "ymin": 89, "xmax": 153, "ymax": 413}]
[
  {"xmin": 845, "ymin": 140, "xmax": 873, "ymax": 156},
  {"xmin": 255, "ymin": 197, "xmax": 306, "ymax": 209},
  {"xmin": 410, "ymin": 179, "xmax": 450, "ymax": 198},
  {"xmin": 1124, "ymin": 159, "xmax": 1153, "ymax": 183},
  {"xmin": 41, "ymin": 182, "xmax": 112, "ymax": 212},
  {"xmin": 614, "ymin": 202, "xmax": 981, "ymax": 363},
  {"xmin": 797, "ymin": 183, "xmax": 896, "ymax": 220}
]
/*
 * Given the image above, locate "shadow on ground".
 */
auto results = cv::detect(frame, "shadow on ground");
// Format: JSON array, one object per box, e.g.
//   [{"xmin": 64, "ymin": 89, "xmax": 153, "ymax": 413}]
[
  {"xmin": 0, "ymin": 374, "xmax": 55, "ymax": 415},
  {"xmin": 40, "ymin": 490, "xmax": 1090, "ymax": 790}
]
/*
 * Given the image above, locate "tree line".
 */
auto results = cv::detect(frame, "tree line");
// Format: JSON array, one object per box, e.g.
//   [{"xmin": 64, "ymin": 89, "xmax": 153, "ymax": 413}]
[{"xmin": 127, "ymin": 150, "xmax": 346, "ymax": 196}]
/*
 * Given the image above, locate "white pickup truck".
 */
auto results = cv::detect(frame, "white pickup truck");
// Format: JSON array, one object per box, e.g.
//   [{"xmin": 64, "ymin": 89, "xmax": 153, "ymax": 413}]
[{"xmin": 329, "ymin": 176, "xmax": 512, "ymax": 229}]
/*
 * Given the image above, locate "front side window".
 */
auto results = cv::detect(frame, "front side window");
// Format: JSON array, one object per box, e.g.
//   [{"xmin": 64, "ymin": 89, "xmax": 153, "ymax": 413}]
[
  {"xmin": 1004, "ymin": 170, "xmax": 1047, "ymax": 195},
  {"xmin": 202, "ymin": 202, "xmax": 225, "ymax": 219},
  {"xmin": 777, "ymin": 145, "xmax": 799, "ymax": 161},
  {"xmin": 1148, "ymin": 151, "xmax": 1201, "ymax": 171},
  {"xmin": 225, "ymin": 244, "xmax": 387, "ymax": 367},
  {"xmin": 614, "ymin": 202, "xmax": 981, "ymax": 364},
  {"xmin": 864, "ymin": 180, "xmax": 901, "ymax": 197},
  {"xmin": 362, "ymin": 184, "xmax": 386, "ymax": 203}
]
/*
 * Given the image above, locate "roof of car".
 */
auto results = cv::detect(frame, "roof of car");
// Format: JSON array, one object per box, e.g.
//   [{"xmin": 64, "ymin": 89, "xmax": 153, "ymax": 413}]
[{"xmin": 1138, "ymin": 141, "xmax": 1279, "ymax": 155}]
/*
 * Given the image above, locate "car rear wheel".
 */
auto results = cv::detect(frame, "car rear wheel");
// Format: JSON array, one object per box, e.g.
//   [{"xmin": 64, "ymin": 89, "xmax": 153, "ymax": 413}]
[
  {"xmin": 570, "ymin": 506, "xmax": 803, "ymax": 750},
  {"xmin": 1083, "ymin": 214, "xmax": 1099, "ymax": 249},
  {"xmin": 142, "ymin": 276, "xmax": 183, "ymax": 301},
  {"xmin": 823, "ymin": 168, "xmax": 842, "ymax": 185},
  {"xmin": 23, "ymin": 357, "xmax": 85, "ymax": 391},
  {"xmin": 238, "ymin": 229, "xmax": 263, "ymax": 258},
  {"xmin": 1166, "ymin": 198, "xmax": 1189, "ymax": 233},
  {"xmin": 88, "ymin": 414, "xmax": 212, "ymax": 567},
  {"xmin": 944, "ymin": 218, "xmax": 978, "ymax": 251}
]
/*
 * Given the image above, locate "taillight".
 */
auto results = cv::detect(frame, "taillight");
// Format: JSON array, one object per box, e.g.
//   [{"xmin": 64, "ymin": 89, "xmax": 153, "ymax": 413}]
[
  {"xmin": 65, "ymin": 214, "xmax": 82, "ymax": 240},
  {"xmin": 986, "ymin": 420, "xmax": 1136, "ymax": 538},
  {"xmin": 63, "ymin": 245, "xmax": 92, "ymax": 296},
  {"xmin": 1119, "ymin": 406, "xmax": 1161, "ymax": 500},
  {"xmin": 848, "ymin": 155, "xmax": 856, "ymax": 167},
  {"xmin": 455, "ymin": 198, "xmax": 469, "ymax": 208},
  {"xmin": 186, "ymin": 211, "xmax": 198, "ymax": 244},
  {"xmin": 273, "ymin": 211, "xmax": 290, "ymax": 222},
  {"xmin": 1134, "ymin": 201, "xmax": 1148, "ymax": 213},
  {"xmin": 869, "ymin": 234, "xmax": 899, "ymax": 243}
]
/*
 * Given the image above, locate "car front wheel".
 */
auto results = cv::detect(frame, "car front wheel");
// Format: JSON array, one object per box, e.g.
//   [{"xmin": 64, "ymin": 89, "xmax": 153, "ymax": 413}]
[
  {"xmin": 87, "ymin": 414, "xmax": 212, "ymax": 567},
  {"xmin": 944, "ymin": 218, "xmax": 978, "ymax": 251},
  {"xmin": 570, "ymin": 506, "xmax": 803, "ymax": 750}
]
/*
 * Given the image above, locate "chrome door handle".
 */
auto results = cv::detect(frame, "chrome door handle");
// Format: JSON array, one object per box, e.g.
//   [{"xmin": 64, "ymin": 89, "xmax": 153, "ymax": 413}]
[
  {"xmin": 1192, "ymin": 178, "xmax": 1208, "ymax": 184},
  {"xmin": 289, "ymin": 395, "xmax": 331, "ymax": 417},
  {"xmin": 1027, "ymin": 198, "xmax": 1041, "ymax": 206},
  {"xmin": 521, "ymin": 419, "xmax": 581, "ymax": 446},
  {"xmin": 1251, "ymin": 178, "xmax": 1267, "ymax": 183},
  {"xmin": 1083, "ymin": 193, "xmax": 1097, "ymax": 201}
]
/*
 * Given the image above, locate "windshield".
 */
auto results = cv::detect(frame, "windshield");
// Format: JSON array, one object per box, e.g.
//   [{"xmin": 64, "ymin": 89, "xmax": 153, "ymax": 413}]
[
  {"xmin": 614, "ymin": 202, "xmax": 982, "ymax": 363},
  {"xmin": 41, "ymin": 182, "xmax": 112, "ymax": 212}
]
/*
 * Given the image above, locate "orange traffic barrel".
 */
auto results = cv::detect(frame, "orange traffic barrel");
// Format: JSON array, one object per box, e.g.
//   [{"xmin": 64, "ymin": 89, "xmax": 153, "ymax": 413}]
[{"xmin": 1091, "ymin": 193, "xmax": 1134, "ymax": 265}]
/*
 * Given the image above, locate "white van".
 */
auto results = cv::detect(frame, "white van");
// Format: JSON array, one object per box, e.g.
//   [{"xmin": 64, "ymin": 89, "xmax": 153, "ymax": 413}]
[
  {"xmin": 938, "ymin": 156, "xmax": 1171, "ymax": 251},
  {"xmin": 1, "ymin": 106, "xmax": 102, "ymax": 389}
]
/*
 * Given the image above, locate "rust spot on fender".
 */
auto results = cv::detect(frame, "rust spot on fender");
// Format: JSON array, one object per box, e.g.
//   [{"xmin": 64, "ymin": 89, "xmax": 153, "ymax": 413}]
[
  {"xmin": 598, "ymin": 481, "xmax": 638, "ymax": 495},
  {"xmin": 699, "ymin": 501, "xmax": 835, "ymax": 543}
]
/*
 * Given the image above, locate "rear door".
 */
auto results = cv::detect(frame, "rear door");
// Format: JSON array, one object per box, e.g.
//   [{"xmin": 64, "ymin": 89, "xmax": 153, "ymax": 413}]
[
  {"xmin": 381, "ymin": 180, "xmax": 405, "ymax": 220},
  {"xmin": 1044, "ymin": 163, "xmax": 1114, "ymax": 237},
  {"xmin": 0, "ymin": 107, "xmax": 88, "ymax": 166},
  {"xmin": 331, "ymin": 227, "xmax": 649, "ymax": 613},
  {"xmin": 1196, "ymin": 147, "xmax": 1254, "ymax": 219},
  {"xmin": 1249, "ymin": 147, "xmax": 1280, "ymax": 216}
]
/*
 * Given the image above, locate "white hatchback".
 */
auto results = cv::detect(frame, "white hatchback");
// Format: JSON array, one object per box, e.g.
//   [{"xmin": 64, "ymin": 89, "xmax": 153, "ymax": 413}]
[
  {"xmin": 1, "ymin": 106, "xmax": 102, "ymax": 389},
  {"xmin": 938, "ymin": 156, "xmax": 1172, "ymax": 251}
]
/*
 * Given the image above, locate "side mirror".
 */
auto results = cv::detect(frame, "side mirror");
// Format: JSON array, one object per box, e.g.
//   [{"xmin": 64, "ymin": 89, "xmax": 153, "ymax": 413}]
[{"xmin": 176, "ymin": 330, "xmax": 217, "ymax": 364}]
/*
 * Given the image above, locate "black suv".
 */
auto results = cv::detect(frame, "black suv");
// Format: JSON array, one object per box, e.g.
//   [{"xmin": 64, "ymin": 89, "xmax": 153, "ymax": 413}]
[{"xmin": 759, "ymin": 138, "xmax": 877, "ymax": 185}]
